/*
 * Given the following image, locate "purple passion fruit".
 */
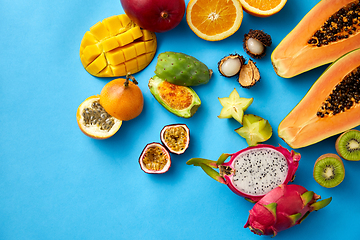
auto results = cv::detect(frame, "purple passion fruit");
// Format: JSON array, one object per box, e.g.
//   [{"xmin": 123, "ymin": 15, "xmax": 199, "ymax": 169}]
[
  {"xmin": 139, "ymin": 142, "xmax": 171, "ymax": 174},
  {"xmin": 160, "ymin": 124, "xmax": 190, "ymax": 154}
]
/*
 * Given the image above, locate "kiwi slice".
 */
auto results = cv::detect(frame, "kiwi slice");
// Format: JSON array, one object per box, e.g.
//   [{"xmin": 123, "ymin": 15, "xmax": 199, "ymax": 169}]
[
  {"xmin": 313, "ymin": 154, "xmax": 345, "ymax": 188},
  {"xmin": 335, "ymin": 129, "xmax": 360, "ymax": 161}
]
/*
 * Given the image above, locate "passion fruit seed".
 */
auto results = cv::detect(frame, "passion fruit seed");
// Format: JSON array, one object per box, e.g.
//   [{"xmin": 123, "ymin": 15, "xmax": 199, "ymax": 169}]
[
  {"xmin": 308, "ymin": 1, "xmax": 360, "ymax": 47},
  {"xmin": 218, "ymin": 54, "xmax": 245, "ymax": 78},
  {"xmin": 163, "ymin": 126, "xmax": 188, "ymax": 152},
  {"xmin": 317, "ymin": 67, "xmax": 360, "ymax": 117},
  {"xmin": 82, "ymin": 100, "xmax": 115, "ymax": 131},
  {"xmin": 142, "ymin": 145, "xmax": 169, "ymax": 171}
]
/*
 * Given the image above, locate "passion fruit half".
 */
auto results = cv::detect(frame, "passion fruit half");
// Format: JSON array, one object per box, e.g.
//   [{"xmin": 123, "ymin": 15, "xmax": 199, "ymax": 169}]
[
  {"xmin": 76, "ymin": 95, "xmax": 122, "ymax": 139},
  {"xmin": 139, "ymin": 142, "xmax": 171, "ymax": 174},
  {"xmin": 160, "ymin": 124, "xmax": 190, "ymax": 154}
]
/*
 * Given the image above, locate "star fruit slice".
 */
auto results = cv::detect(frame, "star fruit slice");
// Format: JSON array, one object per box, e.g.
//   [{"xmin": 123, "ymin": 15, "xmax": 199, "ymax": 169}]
[
  {"xmin": 235, "ymin": 114, "xmax": 272, "ymax": 146},
  {"xmin": 218, "ymin": 88, "xmax": 253, "ymax": 124}
]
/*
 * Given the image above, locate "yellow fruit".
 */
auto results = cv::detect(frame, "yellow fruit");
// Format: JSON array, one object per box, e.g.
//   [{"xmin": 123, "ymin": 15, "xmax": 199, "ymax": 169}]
[
  {"xmin": 239, "ymin": 0, "xmax": 287, "ymax": 17},
  {"xmin": 76, "ymin": 95, "xmax": 122, "ymax": 139},
  {"xmin": 186, "ymin": 0, "xmax": 243, "ymax": 41},
  {"xmin": 80, "ymin": 14, "xmax": 157, "ymax": 77}
]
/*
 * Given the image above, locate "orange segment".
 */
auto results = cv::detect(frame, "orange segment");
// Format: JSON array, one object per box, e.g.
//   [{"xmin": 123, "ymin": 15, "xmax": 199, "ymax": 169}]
[
  {"xmin": 239, "ymin": 0, "xmax": 287, "ymax": 17},
  {"xmin": 186, "ymin": 0, "xmax": 243, "ymax": 41}
]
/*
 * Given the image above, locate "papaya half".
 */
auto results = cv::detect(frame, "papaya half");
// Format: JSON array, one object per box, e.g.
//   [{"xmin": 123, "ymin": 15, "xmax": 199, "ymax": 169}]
[
  {"xmin": 272, "ymin": 0, "xmax": 360, "ymax": 78},
  {"xmin": 278, "ymin": 48, "xmax": 360, "ymax": 149}
]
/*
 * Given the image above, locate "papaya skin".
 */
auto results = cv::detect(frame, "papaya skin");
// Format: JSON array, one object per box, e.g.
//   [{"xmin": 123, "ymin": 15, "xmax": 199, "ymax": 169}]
[
  {"xmin": 278, "ymin": 48, "xmax": 360, "ymax": 149},
  {"xmin": 271, "ymin": 0, "xmax": 360, "ymax": 78}
]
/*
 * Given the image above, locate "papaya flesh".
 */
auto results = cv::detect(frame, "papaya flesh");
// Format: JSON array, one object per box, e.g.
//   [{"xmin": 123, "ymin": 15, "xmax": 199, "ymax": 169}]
[
  {"xmin": 278, "ymin": 48, "xmax": 360, "ymax": 149},
  {"xmin": 272, "ymin": 0, "xmax": 360, "ymax": 78}
]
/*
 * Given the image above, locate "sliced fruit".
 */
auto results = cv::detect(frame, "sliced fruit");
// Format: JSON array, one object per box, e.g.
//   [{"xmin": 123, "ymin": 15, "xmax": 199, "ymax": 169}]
[
  {"xmin": 76, "ymin": 95, "xmax": 122, "ymax": 139},
  {"xmin": 278, "ymin": 48, "xmax": 360, "ymax": 149},
  {"xmin": 148, "ymin": 75, "xmax": 201, "ymax": 118},
  {"xmin": 235, "ymin": 114, "xmax": 272, "ymax": 146},
  {"xmin": 100, "ymin": 75, "xmax": 144, "ymax": 121},
  {"xmin": 160, "ymin": 124, "xmax": 190, "ymax": 154},
  {"xmin": 272, "ymin": 0, "xmax": 360, "ymax": 78},
  {"xmin": 218, "ymin": 54, "xmax": 245, "ymax": 78},
  {"xmin": 80, "ymin": 14, "xmax": 157, "ymax": 77},
  {"xmin": 335, "ymin": 129, "xmax": 360, "ymax": 161},
  {"xmin": 218, "ymin": 88, "xmax": 253, "ymax": 124},
  {"xmin": 239, "ymin": 0, "xmax": 287, "ymax": 17},
  {"xmin": 139, "ymin": 142, "xmax": 171, "ymax": 174},
  {"xmin": 186, "ymin": 0, "xmax": 243, "ymax": 41},
  {"xmin": 313, "ymin": 153, "xmax": 345, "ymax": 188}
]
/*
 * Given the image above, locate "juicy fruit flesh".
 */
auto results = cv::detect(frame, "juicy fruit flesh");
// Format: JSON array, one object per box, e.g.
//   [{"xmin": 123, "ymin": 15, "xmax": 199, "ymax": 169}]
[
  {"xmin": 142, "ymin": 145, "xmax": 169, "ymax": 171},
  {"xmin": 317, "ymin": 66, "xmax": 360, "ymax": 117},
  {"xmin": 308, "ymin": 1, "xmax": 360, "ymax": 47},
  {"xmin": 80, "ymin": 14, "xmax": 157, "ymax": 77},
  {"xmin": 244, "ymin": 0, "xmax": 282, "ymax": 11},
  {"xmin": 158, "ymin": 81, "xmax": 193, "ymax": 110},
  {"xmin": 231, "ymin": 148, "xmax": 289, "ymax": 196},
  {"xmin": 82, "ymin": 100, "xmax": 115, "ymax": 131},
  {"xmin": 314, "ymin": 156, "xmax": 345, "ymax": 188},
  {"xmin": 247, "ymin": 38, "xmax": 264, "ymax": 55},
  {"xmin": 337, "ymin": 130, "xmax": 360, "ymax": 160},
  {"xmin": 190, "ymin": 0, "xmax": 237, "ymax": 36},
  {"xmin": 163, "ymin": 126, "xmax": 188, "ymax": 152}
]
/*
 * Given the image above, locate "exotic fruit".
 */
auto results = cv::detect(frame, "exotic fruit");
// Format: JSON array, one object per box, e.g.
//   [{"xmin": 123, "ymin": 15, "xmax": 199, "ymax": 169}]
[
  {"xmin": 76, "ymin": 95, "xmax": 122, "ymax": 139},
  {"xmin": 139, "ymin": 142, "xmax": 171, "ymax": 174},
  {"xmin": 278, "ymin": 48, "xmax": 360, "ymax": 149},
  {"xmin": 155, "ymin": 52, "xmax": 212, "ymax": 86},
  {"xmin": 100, "ymin": 75, "xmax": 144, "ymax": 121},
  {"xmin": 148, "ymin": 76, "xmax": 201, "ymax": 118},
  {"xmin": 160, "ymin": 124, "xmax": 190, "ymax": 154},
  {"xmin": 218, "ymin": 54, "xmax": 245, "ymax": 78},
  {"xmin": 120, "ymin": 0, "xmax": 185, "ymax": 33},
  {"xmin": 80, "ymin": 14, "xmax": 157, "ymax": 77},
  {"xmin": 186, "ymin": 144, "xmax": 300, "ymax": 202},
  {"xmin": 272, "ymin": 0, "xmax": 360, "ymax": 78},
  {"xmin": 244, "ymin": 184, "xmax": 332, "ymax": 236},
  {"xmin": 243, "ymin": 29, "xmax": 272, "ymax": 59}
]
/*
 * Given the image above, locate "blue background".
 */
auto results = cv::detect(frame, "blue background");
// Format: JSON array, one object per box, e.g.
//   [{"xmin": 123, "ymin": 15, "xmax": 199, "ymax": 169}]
[{"xmin": 1, "ymin": 0, "xmax": 360, "ymax": 239}]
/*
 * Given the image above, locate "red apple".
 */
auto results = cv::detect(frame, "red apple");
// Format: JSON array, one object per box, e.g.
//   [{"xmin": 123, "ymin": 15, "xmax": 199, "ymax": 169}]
[{"xmin": 120, "ymin": 0, "xmax": 185, "ymax": 33}]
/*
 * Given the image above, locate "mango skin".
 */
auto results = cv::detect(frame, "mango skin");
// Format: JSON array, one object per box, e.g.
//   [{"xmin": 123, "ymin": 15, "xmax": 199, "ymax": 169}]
[
  {"xmin": 148, "ymin": 76, "xmax": 201, "ymax": 118},
  {"xmin": 80, "ymin": 14, "xmax": 157, "ymax": 77},
  {"xmin": 154, "ymin": 52, "xmax": 211, "ymax": 86}
]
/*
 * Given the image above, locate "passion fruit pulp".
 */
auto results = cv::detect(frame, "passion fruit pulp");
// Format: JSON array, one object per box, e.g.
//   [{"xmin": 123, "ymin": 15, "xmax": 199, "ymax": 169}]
[
  {"xmin": 160, "ymin": 124, "xmax": 190, "ymax": 154},
  {"xmin": 76, "ymin": 95, "xmax": 122, "ymax": 139},
  {"xmin": 139, "ymin": 142, "xmax": 171, "ymax": 174}
]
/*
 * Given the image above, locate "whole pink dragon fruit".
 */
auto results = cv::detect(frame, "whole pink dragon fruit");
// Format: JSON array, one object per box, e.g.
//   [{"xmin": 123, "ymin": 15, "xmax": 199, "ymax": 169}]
[
  {"xmin": 244, "ymin": 184, "xmax": 332, "ymax": 236},
  {"xmin": 186, "ymin": 144, "xmax": 300, "ymax": 202}
]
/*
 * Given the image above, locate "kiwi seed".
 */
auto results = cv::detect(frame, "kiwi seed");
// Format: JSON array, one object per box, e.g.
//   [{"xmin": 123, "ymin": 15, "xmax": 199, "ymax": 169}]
[
  {"xmin": 313, "ymin": 153, "xmax": 345, "ymax": 188},
  {"xmin": 335, "ymin": 129, "xmax": 360, "ymax": 161}
]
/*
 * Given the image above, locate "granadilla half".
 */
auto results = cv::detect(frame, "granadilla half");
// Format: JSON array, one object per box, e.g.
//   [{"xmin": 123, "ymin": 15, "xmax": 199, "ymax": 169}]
[{"xmin": 243, "ymin": 29, "xmax": 272, "ymax": 59}]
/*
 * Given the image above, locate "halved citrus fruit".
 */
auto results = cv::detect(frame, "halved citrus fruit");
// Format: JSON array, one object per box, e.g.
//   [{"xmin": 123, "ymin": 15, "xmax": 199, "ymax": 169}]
[
  {"xmin": 77, "ymin": 95, "xmax": 122, "ymax": 139},
  {"xmin": 239, "ymin": 0, "xmax": 287, "ymax": 17},
  {"xmin": 186, "ymin": 0, "xmax": 243, "ymax": 41}
]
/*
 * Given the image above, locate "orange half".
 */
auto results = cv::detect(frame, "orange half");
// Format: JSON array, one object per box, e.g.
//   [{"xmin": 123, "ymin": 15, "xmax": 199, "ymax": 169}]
[
  {"xmin": 239, "ymin": 0, "xmax": 287, "ymax": 17},
  {"xmin": 186, "ymin": 0, "xmax": 243, "ymax": 41}
]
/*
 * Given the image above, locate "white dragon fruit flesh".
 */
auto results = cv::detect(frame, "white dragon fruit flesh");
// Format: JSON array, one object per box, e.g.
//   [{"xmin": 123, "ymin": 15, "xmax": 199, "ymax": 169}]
[
  {"xmin": 186, "ymin": 144, "xmax": 300, "ymax": 202},
  {"xmin": 244, "ymin": 184, "xmax": 332, "ymax": 236}
]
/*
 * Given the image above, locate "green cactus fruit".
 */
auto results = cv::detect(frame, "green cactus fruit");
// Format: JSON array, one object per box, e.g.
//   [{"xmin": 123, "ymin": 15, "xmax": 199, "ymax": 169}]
[
  {"xmin": 148, "ymin": 75, "xmax": 201, "ymax": 118},
  {"xmin": 235, "ymin": 114, "xmax": 272, "ymax": 146},
  {"xmin": 154, "ymin": 51, "xmax": 212, "ymax": 86}
]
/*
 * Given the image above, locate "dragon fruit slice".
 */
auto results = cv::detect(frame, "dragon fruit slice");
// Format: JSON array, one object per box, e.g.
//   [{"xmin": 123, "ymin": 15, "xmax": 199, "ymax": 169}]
[
  {"xmin": 244, "ymin": 184, "xmax": 332, "ymax": 236},
  {"xmin": 186, "ymin": 144, "xmax": 300, "ymax": 202}
]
